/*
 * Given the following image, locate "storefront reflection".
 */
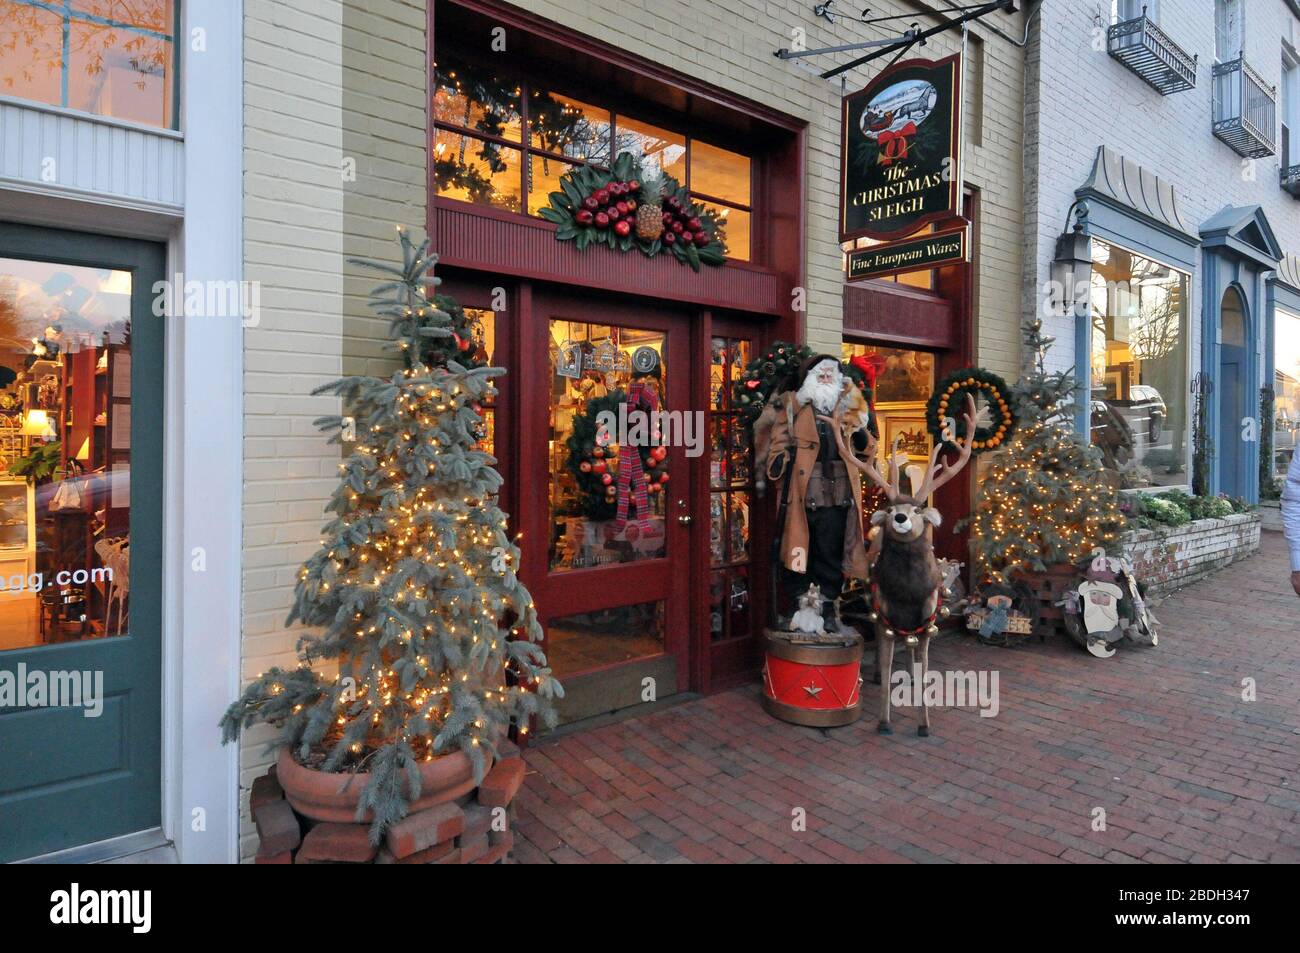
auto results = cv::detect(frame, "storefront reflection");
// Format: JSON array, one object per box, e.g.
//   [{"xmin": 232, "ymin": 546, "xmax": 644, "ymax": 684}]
[{"xmin": 0, "ymin": 257, "xmax": 132, "ymax": 650}]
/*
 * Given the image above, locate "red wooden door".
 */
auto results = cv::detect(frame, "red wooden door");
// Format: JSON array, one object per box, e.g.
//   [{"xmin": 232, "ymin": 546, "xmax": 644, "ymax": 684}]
[{"xmin": 523, "ymin": 289, "xmax": 694, "ymax": 723}]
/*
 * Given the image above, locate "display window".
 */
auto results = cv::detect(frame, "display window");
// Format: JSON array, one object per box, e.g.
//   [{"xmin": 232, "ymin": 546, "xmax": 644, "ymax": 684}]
[
  {"xmin": 1275, "ymin": 308, "xmax": 1300, "ymax": 481},
  {"xmin": 0, "ymin": 0, "xmax": 177, "ymax": 129},
  {"xmin": 0, "ymin": 256, "xmax": 134, "ymax": 649},
  {"xmin": 432, "ymin": 46, "xmax": 755, "ymax": 260},
  {"xmin": 708, "ymin": 336, "xmax": 753, "ymax": 645},
  {"xmin": 547, "ymin": 319, "xmax": 669, "ymax": 573},
  {"xmin": 1088, "ymin": 239, "xmax": 1190, "ymax": 489}
]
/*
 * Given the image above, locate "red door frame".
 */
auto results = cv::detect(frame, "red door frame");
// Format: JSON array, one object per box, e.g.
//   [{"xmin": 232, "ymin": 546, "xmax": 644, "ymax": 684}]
[{"xmin": 525, "ymin": 286, "xmax": 695, "ymax": 693}]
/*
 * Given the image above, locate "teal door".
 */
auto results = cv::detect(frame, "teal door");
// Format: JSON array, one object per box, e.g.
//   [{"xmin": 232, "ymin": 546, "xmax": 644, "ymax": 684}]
[
  {"xmin": 1217, "ymin": 287, "xmax": 1248, "ymax": 498},
  {"xmin": 0, "ymin": 224, "xmax": 164, "ymax": 862}
]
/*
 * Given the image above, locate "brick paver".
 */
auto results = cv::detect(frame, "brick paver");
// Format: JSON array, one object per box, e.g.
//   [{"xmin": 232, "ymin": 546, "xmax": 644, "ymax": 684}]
[{"xmin": 515, "ymin": 532, "xmax": 1300, "ymax": 863}]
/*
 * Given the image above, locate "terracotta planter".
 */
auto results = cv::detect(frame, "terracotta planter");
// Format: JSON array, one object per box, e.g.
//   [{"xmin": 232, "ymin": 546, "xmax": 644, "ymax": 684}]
[{"xmin": 276, "ymin": 746, "xmax": 490, "ymax": 824}]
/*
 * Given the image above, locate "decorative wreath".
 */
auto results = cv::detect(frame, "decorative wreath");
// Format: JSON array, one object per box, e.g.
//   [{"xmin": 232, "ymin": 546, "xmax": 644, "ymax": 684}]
[
  {"xmin": 732, "ymin": 342, "xmax": 813, "ymax": 429},
  {"xmin": 565, "ymin": 389, "xmax": 669, "ymax": 520},
  {"xmin": 926, "ymin": 366, "xmax": 1016, "ymax": 454},
  {"xmin": 732, "ymin": 342, "xmax": 882, "ymax": 437},
  {"xmin": 536, "ymin": 151, "xmax": 726, "ymax": 272}
]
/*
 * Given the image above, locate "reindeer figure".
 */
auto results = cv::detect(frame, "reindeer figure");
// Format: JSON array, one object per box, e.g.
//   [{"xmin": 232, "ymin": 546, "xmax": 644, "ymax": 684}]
[{"xmin": 823, "ymin": 395, "xmax": 976, "ymax": 736}]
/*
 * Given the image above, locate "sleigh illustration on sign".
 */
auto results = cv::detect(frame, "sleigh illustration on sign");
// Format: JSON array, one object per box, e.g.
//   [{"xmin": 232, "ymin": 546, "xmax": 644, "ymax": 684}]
[{"xmin": 859, "ymin": 79, "xmax": 937, "ymax": 166}]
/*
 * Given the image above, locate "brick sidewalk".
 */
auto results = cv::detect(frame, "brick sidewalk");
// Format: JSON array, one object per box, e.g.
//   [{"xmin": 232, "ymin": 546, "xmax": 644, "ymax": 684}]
[{"xmin": 513, "ymin": 531, "xmax": 1300, "ymax": 864}]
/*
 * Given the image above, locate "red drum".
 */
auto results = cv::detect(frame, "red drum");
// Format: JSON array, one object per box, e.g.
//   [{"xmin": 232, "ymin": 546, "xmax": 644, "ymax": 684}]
[{"xmin": 761, "ymin": 630, "xmax": 864, "ymax": 727}]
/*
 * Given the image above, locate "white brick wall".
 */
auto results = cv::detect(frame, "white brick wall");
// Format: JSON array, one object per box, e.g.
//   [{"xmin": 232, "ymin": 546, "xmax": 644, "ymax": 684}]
[
  {"xmin": 240, "ymin": 0, "xmax": 426, "ymax": 861},
  {"xmin": 1024, "ymin": 1, "xmax": 1300, "ymax": 379},
  {"xmin": 1127, "ymin": 512, "xmax": 1262, "ymax": 592}
]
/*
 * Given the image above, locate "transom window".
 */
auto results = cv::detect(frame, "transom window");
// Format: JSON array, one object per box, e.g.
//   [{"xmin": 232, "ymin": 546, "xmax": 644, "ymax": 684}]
[
  {"xmin": 432, "ymin": 48, "xmax": 754, "ymax": 261},
  {"xmin": 0, "ymin": 1, "xmax": 177, "ymax": 129}
]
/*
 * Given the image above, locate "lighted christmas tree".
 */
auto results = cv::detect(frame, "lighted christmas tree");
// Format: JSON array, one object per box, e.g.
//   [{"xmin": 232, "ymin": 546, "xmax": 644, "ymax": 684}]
[
  {"xmin": 969, "ymin": 318, "xmax": 1127, "ymax": 579},
  {"xmin": 221, "ymin": 230, "xmax": 560, "ymax": 838}
]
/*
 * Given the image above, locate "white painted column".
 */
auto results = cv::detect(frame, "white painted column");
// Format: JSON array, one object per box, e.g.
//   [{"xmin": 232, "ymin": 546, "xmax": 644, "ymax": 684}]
[{"xmin": 166, "ymin": 0, "xmax": 244, "ymax": 864}]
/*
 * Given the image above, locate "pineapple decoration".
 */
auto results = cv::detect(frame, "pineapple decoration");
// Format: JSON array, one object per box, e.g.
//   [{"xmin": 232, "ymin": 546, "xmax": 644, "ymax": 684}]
[
  {"xmin": 635, "ymin": 169, "xmax": 666, "ymax": 241},
  {"xmin": 537, "ymin": 151, "xmax": 726, "ymax": 271}
]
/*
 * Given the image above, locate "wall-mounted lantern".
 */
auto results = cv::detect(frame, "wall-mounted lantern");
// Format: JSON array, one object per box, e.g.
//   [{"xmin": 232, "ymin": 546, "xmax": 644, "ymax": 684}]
[{"xmin": 1050, "ymin": 202, "xmax": 1091, "ymax": 317}]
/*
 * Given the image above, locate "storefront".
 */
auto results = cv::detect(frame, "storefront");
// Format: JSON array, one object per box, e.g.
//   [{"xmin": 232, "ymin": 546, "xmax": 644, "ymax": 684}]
[
  {"xmin": 429, "ymin": 0, "xmax": 805, "ymax": 722},
  {"xmin": 0, "ymin": 0, "xmax": 242, "ymax": 863},
  {"xmin": 424, "ymin": 0, "xmax": 1019, "ymax": 723}
]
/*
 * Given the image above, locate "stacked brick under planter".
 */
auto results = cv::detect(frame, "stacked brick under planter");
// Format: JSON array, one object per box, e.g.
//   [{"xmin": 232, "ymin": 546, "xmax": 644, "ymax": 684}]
[{"xmin": 250, "ymin": 741, "xmax": 526, "ymax": 864}]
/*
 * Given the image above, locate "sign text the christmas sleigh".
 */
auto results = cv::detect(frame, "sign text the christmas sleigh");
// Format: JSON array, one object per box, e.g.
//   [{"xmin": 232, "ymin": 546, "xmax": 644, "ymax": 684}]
[{"xmin": 840, "ymin": 53, "xmax": 963, "ymax": 246}]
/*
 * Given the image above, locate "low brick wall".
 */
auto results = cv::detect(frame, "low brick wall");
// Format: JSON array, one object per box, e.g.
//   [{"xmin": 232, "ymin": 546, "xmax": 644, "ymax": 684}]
[{"xmin": 1126, "ymin": 512, "xmax": 1261, "ymax": 595}]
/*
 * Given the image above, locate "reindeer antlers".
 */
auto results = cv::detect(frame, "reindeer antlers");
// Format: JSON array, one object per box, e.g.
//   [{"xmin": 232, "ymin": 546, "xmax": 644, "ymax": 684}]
[
  {"xmin": 819, "ymin": 392, "xmax": 977, "ymax": 502},
  {"xmin": 820, "ymin": 405, "xmax": 903, "ymax": 501},
  {"xmin": 914, "ymin": 393, "xmax": 977, "ymax": 501}
]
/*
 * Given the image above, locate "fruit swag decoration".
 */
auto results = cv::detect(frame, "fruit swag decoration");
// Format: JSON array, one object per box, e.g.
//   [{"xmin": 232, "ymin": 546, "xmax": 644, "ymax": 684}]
[
  {"xmin": 536, "ymin": 151, "xmax": 727, "ymax": 272},
  {"xmin": 925, "ymin": 366, "xmax": 1015, "ymax": 454},
  {"xmin": 566, "ymin": 392, "xmax": 669, "ymax": 522},
  {"xmin": 732, "ymin": 341, "xmax": 880, "ymax": 434}
]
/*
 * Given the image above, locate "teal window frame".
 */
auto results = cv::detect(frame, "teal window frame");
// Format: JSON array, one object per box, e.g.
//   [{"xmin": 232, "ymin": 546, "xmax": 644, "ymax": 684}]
[{"xmin": 4, "ymin": 0, "xmax": 181, "ymax": 130}]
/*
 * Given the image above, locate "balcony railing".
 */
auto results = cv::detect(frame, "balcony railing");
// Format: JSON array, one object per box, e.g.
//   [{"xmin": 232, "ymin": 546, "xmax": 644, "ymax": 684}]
[
  {"xmin": 1107, "ymin": 12, "xmax": 1197, "ymax": 95},
  {"xmin": 1212, "ymin": 56, "xmax": 1277, "ymax": 158},
  {"xmin": 1283, "ymin": 164, "xmax": 1300, "ymax": 199}
]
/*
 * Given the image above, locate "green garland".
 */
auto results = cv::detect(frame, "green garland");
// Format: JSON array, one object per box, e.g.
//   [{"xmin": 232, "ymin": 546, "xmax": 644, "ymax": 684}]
[
  {"xmin": 731, "ymin": 341, "xmax": 880, "ymax": 434},
  {"xmin": 536, "ymin": 152, "xmax": 726, "ymax": 272},
  {"xmin": 565, "ymin": 390, "xmax": 669, "ymax": 520},
  {"xmin": 732, "ymin": 341, "xmax": 812, "ymax": 429},
  {"xmin": 926, "ymin": 366, "xmax": 1016, "ymax": 454}
]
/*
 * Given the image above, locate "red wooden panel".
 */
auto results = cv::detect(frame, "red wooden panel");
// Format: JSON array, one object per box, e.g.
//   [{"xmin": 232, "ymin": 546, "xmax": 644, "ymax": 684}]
[
  {"xmin": 842, "ymin": 280, "xmax": 956, "ymax": 349},
  {"xmin": 433, "ymin": 200, "xmax": 785, "ymax": 316}
]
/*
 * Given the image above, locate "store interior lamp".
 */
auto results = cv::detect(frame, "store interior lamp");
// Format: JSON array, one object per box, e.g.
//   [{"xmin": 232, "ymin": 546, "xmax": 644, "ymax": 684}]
[{"xmin": 21, "ymin": 409, "xmax": 56, "ymax": 440}]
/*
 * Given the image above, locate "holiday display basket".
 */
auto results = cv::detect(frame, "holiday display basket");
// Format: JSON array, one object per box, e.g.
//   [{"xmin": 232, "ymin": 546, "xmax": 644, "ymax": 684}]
[{"xmin": 964, "ymin": 608, "xmax": 1032, "ymax": 636}]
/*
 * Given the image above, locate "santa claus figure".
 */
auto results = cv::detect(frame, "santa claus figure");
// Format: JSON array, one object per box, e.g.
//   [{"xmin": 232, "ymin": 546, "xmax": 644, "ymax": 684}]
[{"xmin": 756, "ymin": 355, "xmax": 874, "ymax": 632}]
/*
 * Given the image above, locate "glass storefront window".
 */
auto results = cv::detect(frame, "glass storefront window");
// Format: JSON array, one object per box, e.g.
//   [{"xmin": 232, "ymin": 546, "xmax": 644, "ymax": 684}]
[
  {"xmin": 614, "ymin": 116, "xmax": 686, "ymax": 182},
  {"xmin": 461, "ymin": 307, "xmax": 497, "ymax": 456},
  {"xmin": 1089, "ymin": 239, "xmax": 1189, "ymax": 488},
  {"xmin": 707, "ymin": 336, "xmax": 754, "ymax": 643},
  {"xmin": 697, "ymin": 201, "xmax": 750, "ymax": 263},
  {"xmin": 526, "ymin": 153, "xmax": 580, "ymax": 217},
  {"xmin": 690, "ymin": 140, "xmax": 750, "ymax": 206},
  {"xmin": 432, "ymin": 51, "xmax": 522, "ymax": 141},
  {"xmin": 431, "ymin": 52, "xmax": 758, "ymax": 262},
  {"xmin": 1274, "ymin": 309, "xmax": 1300, "ymax": 482},
  {"xmin": 0, "ymin": 256, "xmax": 133, "ymax": 650},
  {"xmin": 433, "ymin": 129, "xmax": 523, "ymax": 212},
  {"xmin": 548, "ymin": 319, "xmax": 668, "ymax": 572},
  {"xmin": 529, "ymin": 91, "xmax": 610, "ymax": 165},
  {"xmin": 545, "ymin": 600, "xmax": 664, "ymax": 676},
  {"xmin": 0, "ymin": 0, "xmax": 176, "ymax": 129}
]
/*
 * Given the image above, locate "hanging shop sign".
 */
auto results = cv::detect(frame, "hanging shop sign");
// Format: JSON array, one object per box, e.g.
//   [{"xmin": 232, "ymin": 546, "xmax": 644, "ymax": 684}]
[
  {"xmin": 840, "ymin": 53, "xmax": 962, "ymax": 243},
  {"xmin": 846, "ymin": 224, "xmax": 968, "ymax": 281}
]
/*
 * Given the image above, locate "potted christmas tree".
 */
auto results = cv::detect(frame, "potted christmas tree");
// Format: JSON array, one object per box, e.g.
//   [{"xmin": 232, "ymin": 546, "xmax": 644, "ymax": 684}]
[
  {"xmin": 221, "ymin": 231, "xmax": 561, "ymax": 850},
  {"xmin": 967, "ymin": 318, "xmax": 1128, "ymax": 635}
]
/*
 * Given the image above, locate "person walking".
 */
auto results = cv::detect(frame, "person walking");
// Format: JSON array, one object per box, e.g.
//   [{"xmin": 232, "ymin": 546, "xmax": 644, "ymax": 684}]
[{"xmin": 1283, "ymin": 449, "xmax": 1300, "ymax": 597}]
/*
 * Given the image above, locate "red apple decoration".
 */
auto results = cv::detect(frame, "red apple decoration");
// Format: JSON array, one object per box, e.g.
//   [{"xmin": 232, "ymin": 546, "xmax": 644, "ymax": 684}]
[
  {"xmin": 614, "ymin": 219, "xmax": 632, "ymax": 237},
  {"xmin": 595, "ymin": 212, "xmax": 610, "ymax": 229},
  {"xmin": 575, "ymin": 209, "xmax": 593, "ymax": 226}
]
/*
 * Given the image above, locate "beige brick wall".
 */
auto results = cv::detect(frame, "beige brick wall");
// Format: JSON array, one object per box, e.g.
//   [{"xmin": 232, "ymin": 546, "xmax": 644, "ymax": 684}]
[
  {"xmin": 240, "ymin": 0, "xmax": 426, "ymax": 861},
  {"xmin": 509, "ymin": 0, "xmax": 1025, "ymax": 377}
]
